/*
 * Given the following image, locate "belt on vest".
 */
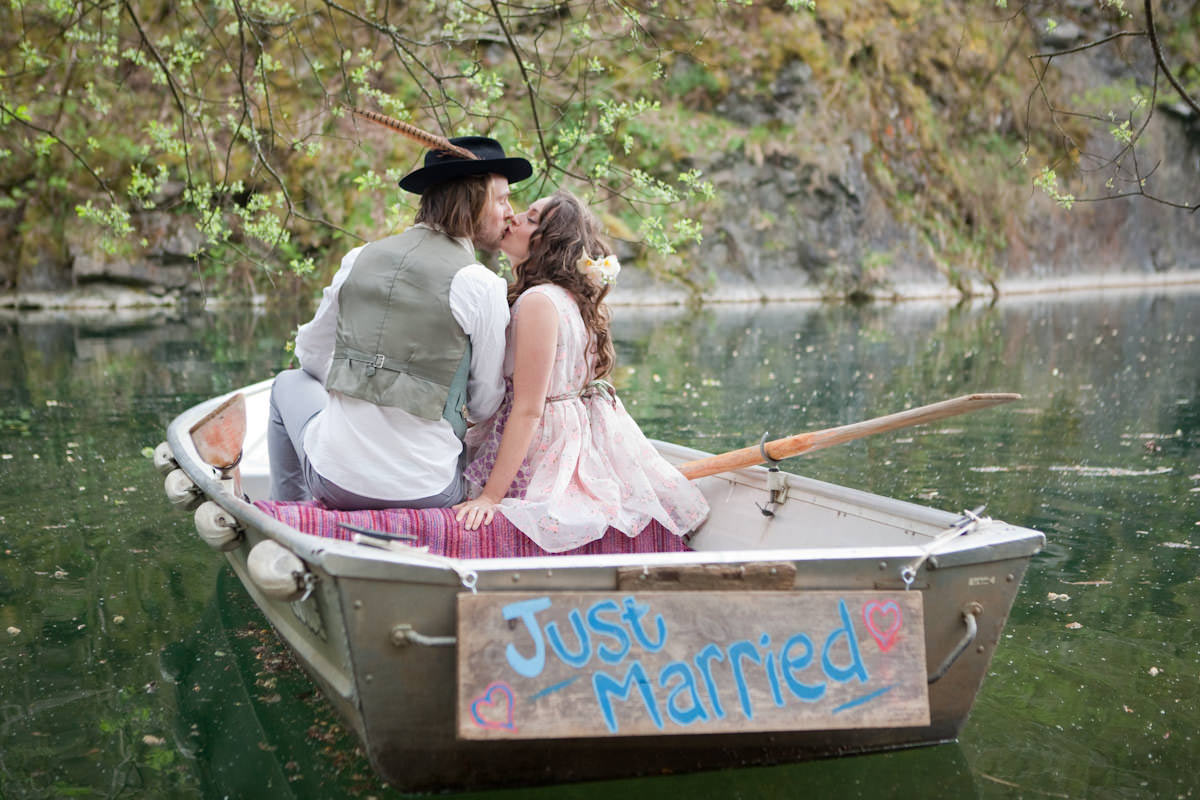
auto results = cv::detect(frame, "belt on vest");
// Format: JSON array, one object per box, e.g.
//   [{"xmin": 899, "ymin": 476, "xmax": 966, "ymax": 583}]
[{"xmin": 335, "ymin": 347, "xmax": 411, "ymax": 377}]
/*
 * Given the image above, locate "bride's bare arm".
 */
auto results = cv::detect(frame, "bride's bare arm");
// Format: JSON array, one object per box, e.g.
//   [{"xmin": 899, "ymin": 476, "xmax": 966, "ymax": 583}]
[{"xmin": 454, "ymin": 291, "xmax": 558, "ymax": 530}]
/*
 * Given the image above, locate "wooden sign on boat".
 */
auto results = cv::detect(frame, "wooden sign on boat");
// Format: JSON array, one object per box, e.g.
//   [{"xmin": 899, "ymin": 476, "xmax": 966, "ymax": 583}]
[{"xmin": 457, "ymin": 589, "xmax": 928, "ymax": 740}]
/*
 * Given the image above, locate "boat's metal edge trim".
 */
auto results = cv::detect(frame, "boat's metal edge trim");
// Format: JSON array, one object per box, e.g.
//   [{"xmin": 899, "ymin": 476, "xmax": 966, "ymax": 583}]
[{"xmin": 166, "ymin": 385, "xmax": 1044, "ymax": 585}]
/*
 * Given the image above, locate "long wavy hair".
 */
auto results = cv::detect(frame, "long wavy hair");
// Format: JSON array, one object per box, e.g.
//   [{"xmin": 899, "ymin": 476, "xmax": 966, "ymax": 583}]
[
  {"xmin": 508, "ymin": 190, "xmax": 615, "ymax": 380},
  {"xmin": 414, "ymin": 173, "xmax": 492, "ymax": 241}
]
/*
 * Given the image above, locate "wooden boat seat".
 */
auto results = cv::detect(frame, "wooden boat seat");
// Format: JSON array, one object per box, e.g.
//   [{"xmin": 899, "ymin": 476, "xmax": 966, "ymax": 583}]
[{"xmin": 253, "ymin": 500, "xmax": 692, "ymax": 558}]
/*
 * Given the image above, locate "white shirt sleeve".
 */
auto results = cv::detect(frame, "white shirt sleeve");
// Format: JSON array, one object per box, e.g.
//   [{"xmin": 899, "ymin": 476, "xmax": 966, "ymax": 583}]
[
  {"xmin": 294, "ymin": 245, "xmax": 364, "ymax": 384},
  {"xmin": 449, "ymin": 263, "xmax": 510, "ymax": 422}
]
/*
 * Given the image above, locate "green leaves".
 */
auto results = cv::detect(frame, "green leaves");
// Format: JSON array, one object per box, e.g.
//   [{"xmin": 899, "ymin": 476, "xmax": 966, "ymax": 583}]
[
  {"xmin": 1034, "ymin": 167, "xmax": 1076, "ymax": 211},
  {"xmin": 75, "ymin": 201, "xmax": 134, "ymax": 254}
]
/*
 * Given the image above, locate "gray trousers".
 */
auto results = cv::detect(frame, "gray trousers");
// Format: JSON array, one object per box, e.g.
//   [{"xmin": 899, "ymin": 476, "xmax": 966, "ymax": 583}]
[{"xmin": 266, "ymin": 369, "xmax": 465, "ymax": 510}]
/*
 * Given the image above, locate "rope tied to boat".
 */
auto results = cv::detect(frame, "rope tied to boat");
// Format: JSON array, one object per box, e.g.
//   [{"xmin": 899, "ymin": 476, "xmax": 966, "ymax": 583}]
[{"xmin": 901, "ymin": 505, "xmax": 988, "ymax": 590}]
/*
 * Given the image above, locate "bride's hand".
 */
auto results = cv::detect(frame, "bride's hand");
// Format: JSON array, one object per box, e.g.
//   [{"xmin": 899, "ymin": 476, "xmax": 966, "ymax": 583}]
[{"xmin": 454, "ymin": 495, "xmax": 500, "ymax": 531}]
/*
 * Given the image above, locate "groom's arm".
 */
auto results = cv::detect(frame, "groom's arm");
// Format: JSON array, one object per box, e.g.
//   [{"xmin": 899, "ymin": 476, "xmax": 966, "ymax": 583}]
[{"xmin": 449, "ymin": 263, "xmax": 510, "ymax": 423}]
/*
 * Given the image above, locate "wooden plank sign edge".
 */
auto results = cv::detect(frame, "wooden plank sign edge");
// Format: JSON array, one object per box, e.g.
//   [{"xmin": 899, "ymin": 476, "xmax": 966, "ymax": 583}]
[{"xmin": 457, "ymin": 590, "xmax": 929, "ymax": 740}]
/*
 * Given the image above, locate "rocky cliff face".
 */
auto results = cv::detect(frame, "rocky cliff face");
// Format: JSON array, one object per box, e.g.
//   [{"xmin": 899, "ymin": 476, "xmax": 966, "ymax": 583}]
[
  {"xmin": 4, "ymin": 4, "xmax": 1198, "ymax": 308},
  {"xmin": 618, "ymin": 39, "xmax": 1199, "ymax": 305}
]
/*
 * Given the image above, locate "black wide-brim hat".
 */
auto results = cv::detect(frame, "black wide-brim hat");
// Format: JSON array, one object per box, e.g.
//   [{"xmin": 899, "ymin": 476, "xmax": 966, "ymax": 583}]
[{"xmin": 399, "ymin": 136, "xmax": 533, "ymax": 195}]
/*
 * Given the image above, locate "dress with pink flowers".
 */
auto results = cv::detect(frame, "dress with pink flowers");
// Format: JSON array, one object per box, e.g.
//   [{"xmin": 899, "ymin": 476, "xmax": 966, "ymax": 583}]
[{"xmin": 463, "ymin": 283, "xmax": 709, "ymax": 553}]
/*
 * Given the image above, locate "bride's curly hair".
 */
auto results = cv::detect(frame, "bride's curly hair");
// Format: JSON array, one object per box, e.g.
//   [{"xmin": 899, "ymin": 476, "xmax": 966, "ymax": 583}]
[{"xmin": 508, "ymin": 189, "xmax": 615, "ymax": 379}]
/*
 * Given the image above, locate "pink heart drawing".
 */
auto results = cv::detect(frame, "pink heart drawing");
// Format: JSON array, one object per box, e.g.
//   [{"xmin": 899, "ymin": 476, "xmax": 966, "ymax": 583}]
[
  {"xmin": 471, "ymin": 682, "xmax": 516, "ymax": 732},
  {"xmin": 862, "ymin": 600, "xmax": 903, "ymax": 652}
]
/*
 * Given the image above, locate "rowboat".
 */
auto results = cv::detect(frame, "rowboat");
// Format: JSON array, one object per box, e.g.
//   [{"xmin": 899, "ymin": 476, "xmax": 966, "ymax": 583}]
[{"xmin": 157, "ymin": 378, "xmax": 1043, "ymax": 792}]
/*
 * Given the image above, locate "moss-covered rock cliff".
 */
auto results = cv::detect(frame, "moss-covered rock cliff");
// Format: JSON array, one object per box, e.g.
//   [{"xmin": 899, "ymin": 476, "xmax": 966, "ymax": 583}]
[{"xmin": 1, "ymin": 0, "xmax": 1196, "ymax": 306}]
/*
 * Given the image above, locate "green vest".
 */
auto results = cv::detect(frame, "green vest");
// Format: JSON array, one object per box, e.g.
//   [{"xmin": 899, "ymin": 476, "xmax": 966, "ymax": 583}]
[{"xmin": 325, "ymin": 226, "xmax": 473, "ymax": 438}]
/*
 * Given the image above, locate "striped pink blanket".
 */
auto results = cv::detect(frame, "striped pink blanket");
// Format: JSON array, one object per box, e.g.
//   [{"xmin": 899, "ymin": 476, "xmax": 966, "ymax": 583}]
[{"xmin": 254, "ymin": 501, "xmax": 692, "ymax": 558}]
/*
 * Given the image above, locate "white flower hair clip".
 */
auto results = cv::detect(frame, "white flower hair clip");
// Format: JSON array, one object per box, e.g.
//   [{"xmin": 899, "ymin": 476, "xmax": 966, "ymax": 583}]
[{"xmin": 578, "ymin": 253, "xmax": 620, "ymax": 286}]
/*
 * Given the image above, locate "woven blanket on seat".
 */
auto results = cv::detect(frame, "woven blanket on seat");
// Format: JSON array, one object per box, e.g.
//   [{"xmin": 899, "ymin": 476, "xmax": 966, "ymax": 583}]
[{"xmin": 254, "ymin": 501, "xmax": 692, "ymax": 559}]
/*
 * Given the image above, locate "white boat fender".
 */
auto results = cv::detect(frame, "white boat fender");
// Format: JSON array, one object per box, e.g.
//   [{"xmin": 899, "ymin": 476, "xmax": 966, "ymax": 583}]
[
  {"xmin": 194, "ymin": 500, "xmax": 243, "ymax": 551},
  {"xmin": 247, "ymin": 539, "xmax": 312, "ymax": 602},
  {"xmin": 153, "ymin": 442, "xmax": 177, "ymax": 475},
  {"xmin": 164, "ymin": 468, "xmax": 202, "ymax": 511}
]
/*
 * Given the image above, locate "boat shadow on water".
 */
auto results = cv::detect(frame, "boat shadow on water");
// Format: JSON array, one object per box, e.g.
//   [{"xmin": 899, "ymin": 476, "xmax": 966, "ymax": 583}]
[{"xmin": 163, "ymin": 565, "xmax": 983, "ymax": 800}]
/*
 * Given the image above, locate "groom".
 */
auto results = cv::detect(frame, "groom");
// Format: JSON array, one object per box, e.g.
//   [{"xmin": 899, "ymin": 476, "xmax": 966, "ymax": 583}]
[{"xmin": 267, "ymin": 136, "xmax": 532, "ymax": 509}]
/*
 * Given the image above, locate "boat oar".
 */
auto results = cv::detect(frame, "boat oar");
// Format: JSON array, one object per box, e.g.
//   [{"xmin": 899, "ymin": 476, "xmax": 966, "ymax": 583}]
[
  {"xmin": 677, "ymin": 392, "xmax": 1021, "ymax": 481},
  {"xmin": 189, "ymin": 392, "xmax": 246, "ymax": 496}
]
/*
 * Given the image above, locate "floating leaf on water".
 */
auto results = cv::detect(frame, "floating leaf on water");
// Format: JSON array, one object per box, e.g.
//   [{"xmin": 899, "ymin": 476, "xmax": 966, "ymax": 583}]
[
  {"xmin": 1160, "ymin": 542, "xmax": 1200, "ymax": 550},
  {"xmin": 1123, "ymin": 705, "xmax": 1134, "ymax": 713},
  {"xmin": 142, "ymin": 735, "xmax": 166, "ymax": 746},
  {"xmin": 1047, "ymin": 592, "xmax": 1071, "ymax": 601},
  {"xmin": 113, "ymin": 615, "xmax": 124, "ymax": 624},
  {"xmin": 1065, "ymin": 621, "xmax": 1083, "ymax": 629},
  {"xmin": 1149, "ymin": 666, "xmax": 1160, "ymax": 676},
  {"xmin": 6, "ymin": 626, "xmax": 20, "ymax": 636}
]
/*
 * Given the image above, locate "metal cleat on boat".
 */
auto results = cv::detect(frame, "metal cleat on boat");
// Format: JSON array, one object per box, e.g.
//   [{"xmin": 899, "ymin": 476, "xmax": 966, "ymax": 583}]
[
  {"xmin": 194, "ymin": 500, "xmax": 243, "ymax": 551},
  {"xmin": 164, "ymin": 468, "xmax": 202, "ymax": 511}
]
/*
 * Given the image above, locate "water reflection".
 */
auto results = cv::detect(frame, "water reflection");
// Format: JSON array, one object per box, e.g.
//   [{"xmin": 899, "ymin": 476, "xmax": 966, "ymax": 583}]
[{"xmin": 1, "ymin": 289, "xmax": 1198, "ymax": 798}]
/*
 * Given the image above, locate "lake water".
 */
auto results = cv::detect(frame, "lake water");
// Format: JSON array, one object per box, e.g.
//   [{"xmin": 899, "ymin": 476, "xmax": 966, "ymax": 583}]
[{"xmin": 1, "ymin": 287, "xmax": 1198, "ymax": 799}]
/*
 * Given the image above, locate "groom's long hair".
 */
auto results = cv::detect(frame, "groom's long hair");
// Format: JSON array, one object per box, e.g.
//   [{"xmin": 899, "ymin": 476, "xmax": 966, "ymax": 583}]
[
  {"xmin": 508, "ymin": 190, "xmax": 615, "ymax": 380},
  {"xmin": 414, "ymin": 174, "xmax": 492, "ymax": 242}
]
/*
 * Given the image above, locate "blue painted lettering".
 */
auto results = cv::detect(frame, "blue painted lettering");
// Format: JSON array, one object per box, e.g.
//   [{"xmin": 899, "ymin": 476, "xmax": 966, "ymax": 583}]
[
  {"xmin": 693, "ymin": 643, "xmax": 727, "ymax": 720},
  {"xmin": 822, "ymin": 599, "xmax": 869, "ymax": 684},
  {"xmin": 620, "ymin": 596, "xmax": 667, "ymax": 652},
  {"xmin": 502, "ymin": 596, "xmax": 552, "ymax": 678},
  {"xmin": 781, "ymin": 632, "xmax": 825, "ymax": 701},
  {"xmin": 593, "ymin": 661, "xmax": 663, "ymax": 733},
  {"xmin": 760, "ymin": 633, "xmax": 785, "ymax": 707},
  {"xmin": 545, "ymin": 608, "xmax": 591, "ymax": 668},
  {"xmin": 587, "ymin": 599, "xmax": 631, "ymax": 664},
  {"xmin": 728, "ymin": 640, "xmax": 761, "ymax": 719},
  {"xmin": 659, "ymin": 661, "xmax": 710, "ymax": 726}
]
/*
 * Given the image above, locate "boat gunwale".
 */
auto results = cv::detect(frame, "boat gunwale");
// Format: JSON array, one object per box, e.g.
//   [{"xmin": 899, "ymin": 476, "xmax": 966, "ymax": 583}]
[{"xmin": 167, "ymin": 384, "xmax": 1044, "ymax": 583}]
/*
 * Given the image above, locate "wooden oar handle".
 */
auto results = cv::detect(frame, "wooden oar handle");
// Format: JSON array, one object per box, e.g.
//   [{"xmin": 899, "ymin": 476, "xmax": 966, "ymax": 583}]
[{"xmin": 677, "ymin": 392, "xmax": 1021, "ymax": 481}]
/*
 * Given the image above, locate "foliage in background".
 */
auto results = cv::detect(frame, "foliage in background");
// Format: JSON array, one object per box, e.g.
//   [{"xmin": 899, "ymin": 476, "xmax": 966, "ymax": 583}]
[
  {"xmin": 0, "ymin": 0, "xmax": 1195, "ymax": 299},
  {"xmin": 1016, "ymin": 0, "xmax": 1200, "ymax": 212}
]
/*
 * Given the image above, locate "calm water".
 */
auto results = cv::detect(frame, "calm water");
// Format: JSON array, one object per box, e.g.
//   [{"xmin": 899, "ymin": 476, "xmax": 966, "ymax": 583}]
[{"xmin": 1, "ymin": 288, "xmax": 1198, "ymax": 799}]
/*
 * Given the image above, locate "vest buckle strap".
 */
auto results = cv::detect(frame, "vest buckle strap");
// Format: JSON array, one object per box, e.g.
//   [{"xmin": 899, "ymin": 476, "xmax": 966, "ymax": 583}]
[{"xmin": 366, "ymin": 353, "xmax": 385, "ymax": 376}]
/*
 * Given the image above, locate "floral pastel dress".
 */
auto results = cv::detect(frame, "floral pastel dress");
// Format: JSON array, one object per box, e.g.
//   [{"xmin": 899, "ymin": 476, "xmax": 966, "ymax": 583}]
[{"xmin": 463, "ymin": 284, "xmax": 710, "ymax": 553}]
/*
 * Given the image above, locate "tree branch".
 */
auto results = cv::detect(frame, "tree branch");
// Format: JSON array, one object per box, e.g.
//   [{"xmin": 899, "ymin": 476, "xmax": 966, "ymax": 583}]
[{"xmin": 1144, "ymin": 0, "xmax": 1200, "ymax": 117}]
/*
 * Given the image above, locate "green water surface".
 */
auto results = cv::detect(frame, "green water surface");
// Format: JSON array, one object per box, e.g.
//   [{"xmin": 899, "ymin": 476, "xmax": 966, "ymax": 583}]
[{"xmin": 1, "ymin": 289, "xmax": 1198, "ymax": 799}]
